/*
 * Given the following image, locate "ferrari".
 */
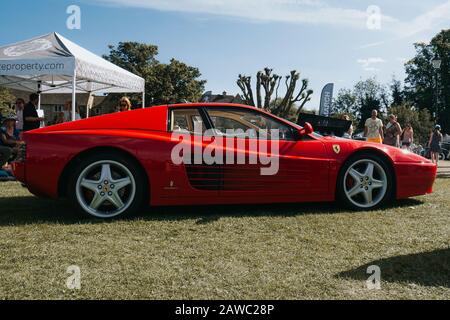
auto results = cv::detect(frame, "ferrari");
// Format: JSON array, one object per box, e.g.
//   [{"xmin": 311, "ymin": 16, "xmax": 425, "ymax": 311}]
[{"xmin": 12, "ymin": 103, "xmax": 437, "ymax": 219}]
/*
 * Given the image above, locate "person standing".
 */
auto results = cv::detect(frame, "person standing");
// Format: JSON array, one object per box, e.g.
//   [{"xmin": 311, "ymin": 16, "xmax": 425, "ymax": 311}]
[
  {"xmin": 428, "ymin": 125, "xmax": 443, "ymax": 165},
  {"xmin": 63, "ymin": 101, "xmax": 81, "ymax": 122},
  {"xmin": 364, "ymin": 110, "xmax": 384, "ymax": 143},
  {"xmin": 341, "ymin": 114, "xmax": 353, "ymax": 139},
  {"xmin": 401, "ymin": 124, "xmax": 414, "ymax": 149},
  {"xmin": 384, "ymin": 115, "xmax": 402, "ymax": 148},
  {"xmin": 15, "ymin": 98, "xmax": 25, "ymax": 133},
  {"xmin": 118, "ymin": 97, "xmax": 131, "ymax": 112},
  {"xmin": 23, "ymin": 93, "xmax": 44, "ymax": 132},
  {"xmin": 54, "ymin": 112, "xmax": 66, "ymax": 125}
]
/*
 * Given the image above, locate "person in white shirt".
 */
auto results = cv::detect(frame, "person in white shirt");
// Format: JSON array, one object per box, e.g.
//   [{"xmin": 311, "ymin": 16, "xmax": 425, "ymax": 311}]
[
  {"xmin": 15, "ymin": 98, "xmax": 25, "ymax": 133},
  {"xmin": 364, "ymin": 110, "xmax": 384, "ymax": 143}
]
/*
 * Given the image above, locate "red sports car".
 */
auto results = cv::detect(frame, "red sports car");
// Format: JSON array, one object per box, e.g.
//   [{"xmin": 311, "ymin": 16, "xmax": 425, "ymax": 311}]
[{"xmin": 13, "ymin": 103, "xmax": 437, "ymax": 219}]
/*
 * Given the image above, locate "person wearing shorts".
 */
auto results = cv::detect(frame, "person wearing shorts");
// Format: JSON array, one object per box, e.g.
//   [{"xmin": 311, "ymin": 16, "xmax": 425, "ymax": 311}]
[{"xmin": 364, "ymin": 110, "xmax": 384, "ymax": 143}]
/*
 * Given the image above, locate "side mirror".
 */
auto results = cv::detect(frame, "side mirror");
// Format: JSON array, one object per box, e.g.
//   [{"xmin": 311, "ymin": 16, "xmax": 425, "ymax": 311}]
[{"xmin": 298, "ymin": 122, "xmax": 314, "ymax": 136}]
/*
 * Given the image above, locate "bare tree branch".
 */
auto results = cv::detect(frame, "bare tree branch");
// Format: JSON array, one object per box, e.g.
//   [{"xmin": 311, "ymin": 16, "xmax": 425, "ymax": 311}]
[{"xmin": 237, "ymin": 68, "xmax": 313, "ymax": 119}]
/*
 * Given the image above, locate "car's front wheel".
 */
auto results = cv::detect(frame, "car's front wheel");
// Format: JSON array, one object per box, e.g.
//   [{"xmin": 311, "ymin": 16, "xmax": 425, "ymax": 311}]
[
  {"xmin": 68, "ymin": 153, "xmax": 146, "ymax": 219},
  {"xmin": 337, "ymin": 153, "xmax": 394, "ymax": 210}
]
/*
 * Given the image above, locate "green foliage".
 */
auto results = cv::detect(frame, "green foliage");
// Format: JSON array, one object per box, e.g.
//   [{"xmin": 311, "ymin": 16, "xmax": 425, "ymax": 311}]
[
  {"xmin": 0, "ymin": 87, "xmax": 15, "ymax": 117},
  {"xmin": 332, "ymin": 78, "xmax": 389, "ymax": 130},
  {"xmin": 149, "ymin": 59, "xmax": 206, "ymax": 104},
  {"xmin": 388, "ymin": 103, "xmax": 434, "ymax": 145},
  {"xmin": 390, "ymin": 77, "xmax": 405, "ymax": 106},
  {"xmin": 105, "ymin": 42, "xmax": 158, "ymax": 77},
  {"xmin": 104, "ymin": 42, "xmax": 206, "ymax": 105},
  {"xmin": 405, "ymin": 29, "xmax": 450, "ymax": 133},
  {"xmin": 331, "ymin": 88, "xmax": 356, "ymax": 115}
]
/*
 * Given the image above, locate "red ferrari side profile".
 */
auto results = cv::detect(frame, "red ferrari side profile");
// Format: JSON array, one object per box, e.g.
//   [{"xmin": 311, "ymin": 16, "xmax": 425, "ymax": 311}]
[{"xmin": 13, "ymin": 103, "xmax": 437, "ymax": 219}]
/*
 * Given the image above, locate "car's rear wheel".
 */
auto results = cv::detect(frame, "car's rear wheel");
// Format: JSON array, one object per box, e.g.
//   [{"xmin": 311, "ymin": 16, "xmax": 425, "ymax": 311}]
[
  {"xmin": 68, "ymin": 153, "xmax": 146, "ymax": 219},
  {"xmin": 337, "ymin": 153, "xmax": 394, "ymax": 210}
]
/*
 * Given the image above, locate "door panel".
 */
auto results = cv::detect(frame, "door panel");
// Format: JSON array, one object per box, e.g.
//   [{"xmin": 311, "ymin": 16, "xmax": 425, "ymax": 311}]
[
  {"xmin": 219, "ymin": 138, "xmax": 329, "ymax": 201},
  {"xmin": 201, "ymin": 106, "xmax": 330, "ymax": 203}
]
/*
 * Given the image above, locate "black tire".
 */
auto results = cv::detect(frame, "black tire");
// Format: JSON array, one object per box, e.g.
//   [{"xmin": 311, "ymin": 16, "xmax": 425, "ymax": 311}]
[
  {"xmin": 67, "ymin": 152, "xmax": 147, "ymax": 219},
  {"xmin": 336, "ymin": 153, "xmax": 395, "ymax": 211}
]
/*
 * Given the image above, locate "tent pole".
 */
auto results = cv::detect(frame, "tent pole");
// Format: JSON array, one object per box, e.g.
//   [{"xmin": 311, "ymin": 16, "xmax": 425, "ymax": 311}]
[
  {"xmin": 87, "ymin": 95, "xmax": 90, "ymax": 119},
  {"xmin": 142, "ymin": 91, "xmax": 145, "ymax": 109},
  {"xmin": 87, "ymin": 91, "xmax": 93, "ymax": 119},
  {"xmin": 37, "ymin": 81, "xmax": 42, "ymax": 110},
  {"xmin": 72, "ymin": 71, "xmax": 77, "ymax": 121}
]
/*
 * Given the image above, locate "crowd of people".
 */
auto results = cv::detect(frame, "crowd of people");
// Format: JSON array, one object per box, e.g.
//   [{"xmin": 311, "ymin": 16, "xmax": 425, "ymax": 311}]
[
  {"xmin": 0, "ymin": 94, "xmax": 42, "ymax": 180},
  {"xmin": 0, "ymin": 94, "xmax": 133, "ymax": 180},
  {"xmin": 357, "ymin": 109, "xmax": 444, "ymax": 165}
]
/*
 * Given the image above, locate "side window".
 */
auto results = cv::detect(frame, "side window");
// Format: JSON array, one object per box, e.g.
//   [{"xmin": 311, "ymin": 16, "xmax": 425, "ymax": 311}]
[
  {"xmin": 206, "ymin": 108, "xmax": 295, "ymax": 141},
  {"xmin": 170, "ymin": 108, "xmax": 206, "ymax": 134}
]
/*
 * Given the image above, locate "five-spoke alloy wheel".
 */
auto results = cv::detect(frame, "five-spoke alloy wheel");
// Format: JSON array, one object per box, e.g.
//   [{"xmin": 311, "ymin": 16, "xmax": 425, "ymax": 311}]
[
  {"xmin": 337, "ymin": 153, "xmax": 394, "ymax": 210},
  {"xmin": 68, "ymin": 153, "xmax": 147, "ymax": 219}
]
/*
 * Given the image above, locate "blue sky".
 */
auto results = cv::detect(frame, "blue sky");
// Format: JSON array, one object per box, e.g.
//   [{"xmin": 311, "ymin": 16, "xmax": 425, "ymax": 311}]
[{"xmin": 0, "ymin": 0, "xmax": 449, "ymax": 110}]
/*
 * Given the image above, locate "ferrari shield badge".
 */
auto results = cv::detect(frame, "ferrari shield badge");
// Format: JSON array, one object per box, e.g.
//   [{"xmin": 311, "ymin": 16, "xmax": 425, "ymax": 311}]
[{"xmin": 333, "ymin": 144, "xmax": 341, "ymax": 154}]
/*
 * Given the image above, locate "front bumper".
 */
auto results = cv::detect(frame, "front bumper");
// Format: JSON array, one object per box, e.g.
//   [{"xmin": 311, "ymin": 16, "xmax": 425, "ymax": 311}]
[{"xmin": 395, "ymin": 162, "xmax": 437, "ymax": 199}]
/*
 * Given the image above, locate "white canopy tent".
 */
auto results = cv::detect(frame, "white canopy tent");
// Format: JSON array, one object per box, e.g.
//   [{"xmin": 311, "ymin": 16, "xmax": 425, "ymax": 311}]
[{"xmin": 0, "ymin": 32, "xmax": 145, "ymax": 120}]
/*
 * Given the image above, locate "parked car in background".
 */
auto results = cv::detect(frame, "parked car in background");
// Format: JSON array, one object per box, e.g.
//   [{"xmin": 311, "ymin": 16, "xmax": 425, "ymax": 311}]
[
  {"xmin": 352, "ymin": 132, "xmax": 366, "ymax": 141},
  {"xmin": 421, "ymin": 145, "xmax": 449, "ymax": 161}
]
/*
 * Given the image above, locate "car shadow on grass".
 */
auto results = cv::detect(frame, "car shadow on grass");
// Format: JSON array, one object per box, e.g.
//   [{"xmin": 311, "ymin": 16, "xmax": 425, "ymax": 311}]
[
  {"xmin": 0, "ymin": 195, "xmax": 424, "ymax": 226},
  {"xmin": 337, "ymin": 248, "xmax": 450, "ymax": 288}
]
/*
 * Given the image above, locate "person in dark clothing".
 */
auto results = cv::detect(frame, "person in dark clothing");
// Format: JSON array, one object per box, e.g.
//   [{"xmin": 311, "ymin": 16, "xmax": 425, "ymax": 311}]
[
  {"xmin": 0, "ymin": 146, "xmax": 11, "ymax": 167},
  {"xmin": 1, "ymin": 115, "xmax": 23, "ymax": 163},
  {"xmin": 428, "ymin": 125, "xmax": 443, "ymax": 165},
  {"xmin": 23, "ymin": 93, "xmax": 44, "ymax": 132}
]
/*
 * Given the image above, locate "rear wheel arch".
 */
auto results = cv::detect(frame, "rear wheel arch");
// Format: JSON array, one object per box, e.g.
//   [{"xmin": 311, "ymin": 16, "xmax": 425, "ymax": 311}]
[{"xmin": 58, "ymin": 146, "xmax": 150, "ymax": 200}]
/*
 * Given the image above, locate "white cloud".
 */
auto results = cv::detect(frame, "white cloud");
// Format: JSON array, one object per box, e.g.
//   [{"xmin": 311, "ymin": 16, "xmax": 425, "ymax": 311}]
[
  {"xmin": 358, "ymin": 41, "xmax": 387, "ymax": 49},
  {"xmin": 357, "ymin": 57, "xmax": 386, "ymax": 72},
  {"xmin": 358, "ymin": 1, "xmax": 450, "ymax": 49},
  {"xmin": 394, "ymin": 1, "xmax": 450, "ymax": 37},
  {"xmin": 94, "ymin": 0, "xmax": 450, "ymax": 39},
  {"xmin": 93, "ymin": 0, "xmax": 384, "ymax": 29}
]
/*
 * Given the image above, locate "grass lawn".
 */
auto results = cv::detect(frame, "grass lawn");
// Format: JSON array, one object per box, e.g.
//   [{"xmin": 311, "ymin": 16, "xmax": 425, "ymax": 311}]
[{"xmin": 0, "ymin": 178, "xmax": 449, "ymax": 300}]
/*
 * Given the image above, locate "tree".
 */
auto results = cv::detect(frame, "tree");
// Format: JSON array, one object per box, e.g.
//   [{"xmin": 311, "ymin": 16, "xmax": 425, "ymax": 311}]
[
  {"xmin": 353, "ymin": 78, "xmax": 389, "ymax": 129},
  {"xmin": 390, "ymin": 77, "xmax": 405, "ymax": 106},
  {"xmin": 0, "ymin": 87, "xmax": 15, "ymax": 117},
  {"xmin": 331, "ymin": 88, "xmax": 356, "ymax": 115},
  {"xmin": 237, "ymin": 68, "xmax": 313, "ymax": 119},
  {"xmin": 333, "ymin": 78, "xmax": 388, "ymax": 130},
  {"xmin": 105, "ymin": 42, "xmax": 158, "ymax": 77},
  {"xmin": 405, "ymin": 29, "xmax": 450, "ymax": 132},
  {"xmin": 104, "ymin": 42, "xmax": 206, "ymax": 106},
  {"xmin": 149, "ymin": 59, "xmax": 206, "ymax": 104}
]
